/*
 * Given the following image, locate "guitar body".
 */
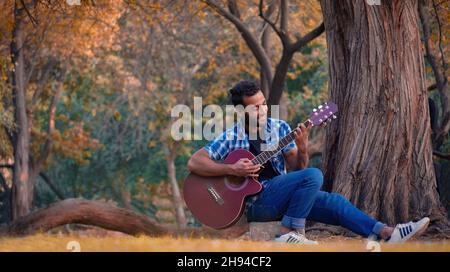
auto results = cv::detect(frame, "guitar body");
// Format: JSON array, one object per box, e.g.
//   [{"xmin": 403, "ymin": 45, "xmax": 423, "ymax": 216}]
[{"xmin": 183, "ymin": 149, "xmax": 263, "ymax": 229}]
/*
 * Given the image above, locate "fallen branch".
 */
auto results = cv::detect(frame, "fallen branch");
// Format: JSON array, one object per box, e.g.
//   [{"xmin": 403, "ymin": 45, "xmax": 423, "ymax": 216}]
[{"xmin": 0, "ymin": 198, "xmax": 248, "ymax": 238}]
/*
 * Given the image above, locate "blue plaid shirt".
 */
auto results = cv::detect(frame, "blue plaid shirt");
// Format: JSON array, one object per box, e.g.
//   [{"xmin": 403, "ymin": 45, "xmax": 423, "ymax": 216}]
[
  {"xmin": 204, "ymin": 118, "xmax": 297, "ymax": 209},
  {"xmin": 204, "ymin": 118, "xmax": 296, "ymax": 174},
  {"xmin": 204, "ymin": 118, "xmax": 297, "ymax": 179}
]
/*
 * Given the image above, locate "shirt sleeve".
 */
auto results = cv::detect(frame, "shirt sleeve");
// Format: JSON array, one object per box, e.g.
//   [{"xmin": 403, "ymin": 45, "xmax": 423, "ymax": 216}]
[
  {"xmin": 279, "ymin": 120, "xmax": 297, "ymax": 154},
  {"xmin": 203, "ymin": 131, "xmax": 231, "ymax": 161}
]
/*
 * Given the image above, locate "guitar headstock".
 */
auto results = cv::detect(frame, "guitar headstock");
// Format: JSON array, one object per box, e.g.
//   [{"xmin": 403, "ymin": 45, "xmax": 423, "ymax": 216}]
[{"xmin": 308, "ymin": 102, "xmax": 338, "ymax": 127}]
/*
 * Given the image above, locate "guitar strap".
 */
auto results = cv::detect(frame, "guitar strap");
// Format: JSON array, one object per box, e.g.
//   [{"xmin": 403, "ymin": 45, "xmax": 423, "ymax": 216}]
[{"xmin": 248, "ymin": 138, "xmax": 280, "ymax": 181}]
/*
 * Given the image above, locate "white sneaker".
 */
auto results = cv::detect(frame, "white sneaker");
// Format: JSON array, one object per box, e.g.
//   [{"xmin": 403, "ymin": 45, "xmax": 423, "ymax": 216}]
[
  {"xmin": 274, "ymin": 231, "xmax": 319, "ymax": 245},
  {"xmin": 386, "ymin": 217, "xmax": 430, "ymax": 243}
]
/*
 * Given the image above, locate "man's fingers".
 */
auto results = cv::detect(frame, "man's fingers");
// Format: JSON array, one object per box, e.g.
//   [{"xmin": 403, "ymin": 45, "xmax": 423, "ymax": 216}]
[
  {"xmin": 299, "ymin": 123, "xmax": 309, "ymax": 133},
  {"xmin": 293, "ymin": 127, "xmax": 302, "ymax": 138},
  {"xmin": 245, "ymin": 163, "xmax": 260, "ymax": 170}
]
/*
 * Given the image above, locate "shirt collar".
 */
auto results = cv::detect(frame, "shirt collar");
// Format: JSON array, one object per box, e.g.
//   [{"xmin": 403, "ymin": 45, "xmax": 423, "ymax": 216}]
[{"xmin": 235, "ymin": 118, "xmax": 273, "ymax": 141}]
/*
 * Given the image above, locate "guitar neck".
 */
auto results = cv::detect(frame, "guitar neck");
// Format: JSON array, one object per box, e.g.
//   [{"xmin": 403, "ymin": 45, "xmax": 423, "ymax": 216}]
[{"xmin": 251, "ymin": 119, "xmax": 312, "ymax": 165}]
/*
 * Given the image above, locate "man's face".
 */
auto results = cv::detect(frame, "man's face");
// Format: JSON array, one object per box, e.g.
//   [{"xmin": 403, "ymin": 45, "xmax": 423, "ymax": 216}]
[{"xmin": 242, "ymin": 90, "xmax": 268, "ymax": 132}]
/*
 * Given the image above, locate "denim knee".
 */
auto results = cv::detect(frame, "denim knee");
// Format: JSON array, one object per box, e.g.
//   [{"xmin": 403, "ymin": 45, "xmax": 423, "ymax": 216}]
[{"xmin": 302, "ymin": 167, "xmax": 324, "ymax": 190}]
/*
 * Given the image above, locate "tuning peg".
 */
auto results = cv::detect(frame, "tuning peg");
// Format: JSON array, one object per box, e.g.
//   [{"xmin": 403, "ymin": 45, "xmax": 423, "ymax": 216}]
[
  {"xmin": 313, "ymin": 108, "xmax": 317, "ymax": 112},
  {"xmin": 318, "ymin": 105, "xmax": 323, "ymax": 109},
  {"xmin": 319, "ymin": 119, "xmax": 323, "ymax": 123},
  {"xmin": 333, "ymin": 115, "xmax": 337, "ymax": 119}
]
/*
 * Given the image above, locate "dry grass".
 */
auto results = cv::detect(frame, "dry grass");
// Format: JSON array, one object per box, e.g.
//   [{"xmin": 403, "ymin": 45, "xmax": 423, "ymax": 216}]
[{"xmin": 0, "ymin": 233, "xmax": 449, "ymax": 252}]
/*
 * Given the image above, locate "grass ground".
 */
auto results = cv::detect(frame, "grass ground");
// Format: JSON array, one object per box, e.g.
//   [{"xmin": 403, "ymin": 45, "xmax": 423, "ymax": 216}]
[{"xmin": 0, "ymin": 233, "xmax": 449, "ymax": 252}]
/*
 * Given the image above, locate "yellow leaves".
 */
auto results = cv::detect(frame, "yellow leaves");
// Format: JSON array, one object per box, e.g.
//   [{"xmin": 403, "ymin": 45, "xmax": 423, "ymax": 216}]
[
  {"xmin": 148, "ymin": 121, "xmax": 156, "ymax": 131},
  {"xmin": 113, "ymin": 111, "xmax": 121, "ymax": 121},
  {"xmin": 147, "ymin": 140, "xmax": 157, "ymax": 148}
]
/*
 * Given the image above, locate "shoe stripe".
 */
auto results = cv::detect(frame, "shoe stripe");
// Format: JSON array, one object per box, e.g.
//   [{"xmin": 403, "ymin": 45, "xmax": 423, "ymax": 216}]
[
  {"xmin": 406, "ymin": 226, "xmax": 411, "ymax": 235},
  {"xmin": 400, "ymin": 228, "xmax": 405, "ymax": 238},
  {"xmin": 288, "ymin": 236, "xmax": 299, "ymax": 244}
]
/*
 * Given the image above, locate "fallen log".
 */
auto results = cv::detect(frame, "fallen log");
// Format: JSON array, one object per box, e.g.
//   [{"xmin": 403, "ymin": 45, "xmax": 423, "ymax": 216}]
[{"xmin": 0, "ymin": 198, "xmax": 248, "ymax": 239}]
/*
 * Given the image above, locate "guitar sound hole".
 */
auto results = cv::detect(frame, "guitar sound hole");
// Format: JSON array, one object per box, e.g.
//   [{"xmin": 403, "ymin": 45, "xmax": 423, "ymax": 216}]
[{"xmin": 224, "ymin": 176, "xmax": 248, "ymax": 191}]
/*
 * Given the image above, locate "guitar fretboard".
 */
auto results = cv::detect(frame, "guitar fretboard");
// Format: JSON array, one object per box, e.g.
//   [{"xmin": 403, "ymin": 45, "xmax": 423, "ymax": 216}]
[{"xmin": 251, "ymin": 120, "xmax": 311, "ymax": 165}]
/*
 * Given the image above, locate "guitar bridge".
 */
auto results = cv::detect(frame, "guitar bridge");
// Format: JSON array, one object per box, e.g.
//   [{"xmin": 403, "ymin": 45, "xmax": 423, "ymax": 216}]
[{"xmin": 207, "ymin": 186, "xmax": 224, "ymax": 205}]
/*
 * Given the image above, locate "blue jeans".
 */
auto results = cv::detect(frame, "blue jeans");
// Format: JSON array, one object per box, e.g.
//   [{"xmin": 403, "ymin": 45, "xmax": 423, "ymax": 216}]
[{"xmin": 246, "ymin": 168, "xmax": 386, "ymax": 237}]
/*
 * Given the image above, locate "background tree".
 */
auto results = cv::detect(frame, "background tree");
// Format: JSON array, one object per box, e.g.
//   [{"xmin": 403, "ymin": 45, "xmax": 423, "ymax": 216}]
[{"xmin": 201, "ymin": 0, "xmax": 325, "ymax": 107}]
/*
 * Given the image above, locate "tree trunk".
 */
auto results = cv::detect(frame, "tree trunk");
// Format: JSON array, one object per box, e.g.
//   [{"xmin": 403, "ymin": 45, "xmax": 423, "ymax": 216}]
[
  {"xmin": 0, "ymin": 198, "xmax": 248, "ymax": 238},
  {"xmin": 260, "ymin": 0, "xmax": 277, "ymax": 99},
  {"xmin": 10, "ymin": 1, "xmax": 32, "ymax": 220},
  {"xmin": 320, "ymin": 0, "xmax": 447, "ymax": 225},
  {"xmin": 163, "ymin": 145, "xmax": 187, "ymax": 228}
]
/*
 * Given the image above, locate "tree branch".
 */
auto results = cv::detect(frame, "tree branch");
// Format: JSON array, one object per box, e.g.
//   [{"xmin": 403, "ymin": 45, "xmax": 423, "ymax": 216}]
[
  {"xmin": 31, "ymin": 82, "xmax": 63, "ymax": 176},
  {"xmin": 419, "ymin": 0, "xmax": 450, "ymax": 146},
  {"xmin": 0, "ymin": 172, "xmax": 8, "ymax": 192},
  {"xmin": 280, "ymin": 0, "xmax": 288, "ymax": 37},
  {"xmin": 433, "ymin": 151, "xmax": 450, "ymax": 160},
  {"xmin": 39, "ymin": 172, "xmax": 64, "ymax": 200},
  {"xmin": 202, "ymin": 0, "xmax": 274, "ymax": 85},
  {"xmin": 19, "ymin": 0, "xmax": 38, "ymax": 27},
  {"xmin": 227, "ymin": 0, "xmax": 241, "ymax": 19},
  {"xmin": 291, "ymin": 22, "xmax": 325, "ymax": 53},
  {"xmin": 0, "ymin": 163, "xmax": 64, "ymax": 201},
  {"xmin": 258, "ymin": 0, "xmax": 288, "ymax": 45},
  {"xmin": 428, "ymin": 83, "xmax": 437, "ymax": 91},
  {"xmin": 432, "ymin": 0, "xmax": 447, "ymax": 73},
  {"xmin": 31, "ymin": 58, "xmax": 57, "ymax": 105}
]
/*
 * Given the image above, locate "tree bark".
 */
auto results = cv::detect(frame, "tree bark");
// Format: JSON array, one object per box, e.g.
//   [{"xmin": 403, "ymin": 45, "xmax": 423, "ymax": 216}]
[
  {"xmin": 10, "ymin": 1, "xmax": 32, "ymax": 220},
  {"xmin": 320, "ymin": 0, "xmax": 447, "ymax": 225}
]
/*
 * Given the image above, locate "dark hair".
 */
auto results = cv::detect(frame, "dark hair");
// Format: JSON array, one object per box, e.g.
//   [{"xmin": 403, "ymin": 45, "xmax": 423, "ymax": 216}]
[{"xmin": 229, "ymin": 80, "xmax": 261, "ymax": 106}]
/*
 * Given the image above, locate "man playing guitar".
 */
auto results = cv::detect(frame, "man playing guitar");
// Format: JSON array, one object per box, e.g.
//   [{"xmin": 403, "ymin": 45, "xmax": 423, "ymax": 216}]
[{"xmin": 187, "ymin": 80, "xmax": 429, "ymax": 244}]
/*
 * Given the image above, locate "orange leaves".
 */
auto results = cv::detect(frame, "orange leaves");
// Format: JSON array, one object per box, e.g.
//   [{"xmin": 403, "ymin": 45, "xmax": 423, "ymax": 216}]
[{"xmin": 31, "ymin": 121, "xmax": 102, "ymax": 167}]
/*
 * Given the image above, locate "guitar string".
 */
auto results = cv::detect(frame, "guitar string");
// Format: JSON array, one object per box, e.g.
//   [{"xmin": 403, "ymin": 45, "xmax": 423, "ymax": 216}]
[{"xmin": 251, "ymin": 120, "xmax": 311, "ymax": 165}]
